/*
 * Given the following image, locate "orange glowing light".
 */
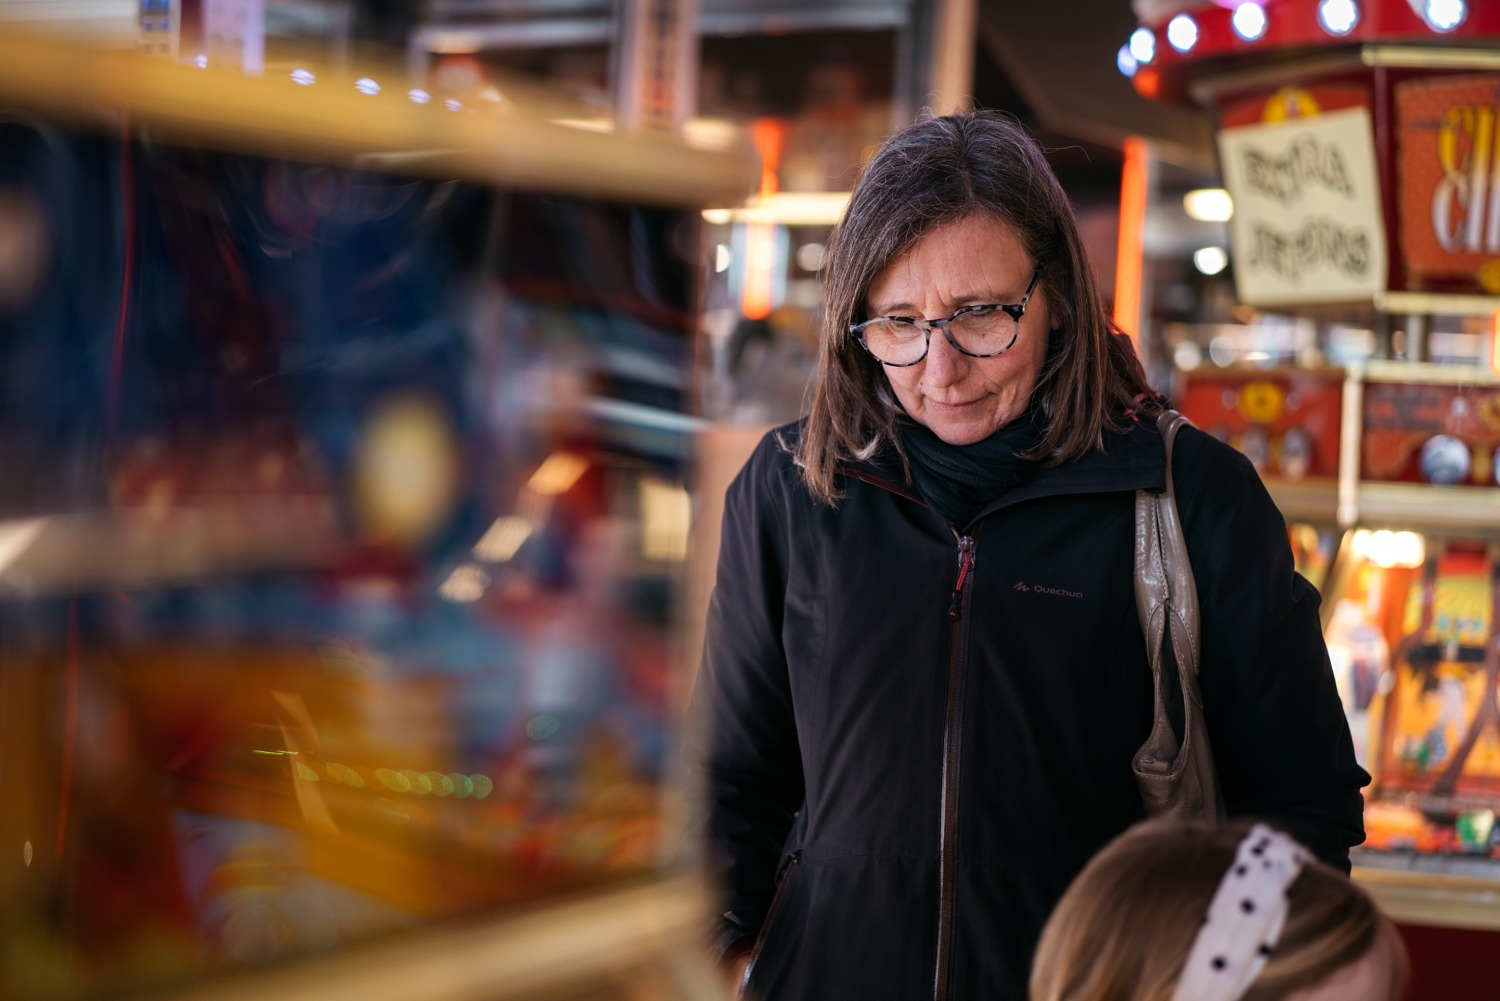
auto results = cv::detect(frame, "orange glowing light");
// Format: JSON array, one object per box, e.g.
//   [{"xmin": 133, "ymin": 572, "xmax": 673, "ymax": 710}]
[
  {"xmin": 1491, "ymin": 309, "xmax": 1500, "ymax": 377},
  {"xmin": 1134, "ymin": 67, "xmax": 1160, "ymax": 100},
  {"xmin": 1114, "ymin": 136, "xmax": 1148, "ymax": 342},
  {"xmin": 740, "ymin": 223, "xmax": 776, "ymax": 320},
  {"xmin": 741, "ymin": 118, "xmax": 786, "ymax": 320},
  {"xmin": 751, "ymin": 117, "xmax": 784, "ymax": 196}
]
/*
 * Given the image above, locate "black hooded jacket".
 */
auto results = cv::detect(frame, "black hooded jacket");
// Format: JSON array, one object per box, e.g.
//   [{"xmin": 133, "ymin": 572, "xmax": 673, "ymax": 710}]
[{"xmin": 695, "ymin": 416, "xmax": 1368, "ymax": 1001}]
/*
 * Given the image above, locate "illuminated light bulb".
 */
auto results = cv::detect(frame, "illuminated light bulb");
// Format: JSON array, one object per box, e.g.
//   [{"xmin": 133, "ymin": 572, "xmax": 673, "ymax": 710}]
[
  {"xmin": 430, "ymin": 772, "xmax": 455, "ymax": 797},
  {"xmin": 1167, "ymin": 14, "xmax": 1198, "ymax": 53},
  {"xmin": 1232, "ymin": 3, "xmax": 1267, "ymax": 41},
  {"xmin": 355, "ymin": 77, "xmax": 381, "ymax": 95},
  {"xmin": 1194, "ymin": 246, "xmax": 1229, "ymax": 276},
  {"xmin": 408, "ymin": 88, "xmax": 431, "ymax": 104},
  {"xmin": 1183, "ymin": 188, "xmax": 1234, "ymax": 222},
  {"xmin": 1423, "ymin": 0, "xmax": 1466, "ymax": 31},
  {"xmin": 471, "ymin": 774, "xmax": 494, "ymax": 798},
  {"xmin": 1117, "ymin": 44, "xmax": 1139, "ymax": 78},
  {"xmin": 1318, "ymin": 0, "xmax": 1359, "ymax": 35},
  {"xmin": 192, "ymin": 54, "xmax": 207, "ymax": 68},
  {"xmin": 450, "ymin": 773, "xmax": 471, "ymax": 798},
  {"xmin": 1360, "ymin": 530, "xmax": 1426, "ymax": 569},
  {"xmin": 328, "ymin": 762, "xmax": 365, "ymax": 787},
  {"xmin": 407, "ymin": 770, "xmax": 432, "ymax": 795},
  {"xmin": 797, "ymin": 242, "xmax": 826, "ymax": 272},
  {"xmin": 444, "ymin": 98, "xmax": 462, "ymax": 111},
  {"xmin": 290, "ymin": 68, "xmax": 315, "ymax": 86},
  {"xmin": 1129, "ymin": 26, "xmax": 1156, "ymax": 64}
]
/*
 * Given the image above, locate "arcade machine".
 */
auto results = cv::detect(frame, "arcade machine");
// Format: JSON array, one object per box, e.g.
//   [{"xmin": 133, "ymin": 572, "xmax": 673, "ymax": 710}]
[
  {"xmin": 0, "ymin": 26, "xmax": 752, "ymax": 1001},
  {"xmin": 1124, "ymin": 2, "xmax": 1500, "ymax": 995}
]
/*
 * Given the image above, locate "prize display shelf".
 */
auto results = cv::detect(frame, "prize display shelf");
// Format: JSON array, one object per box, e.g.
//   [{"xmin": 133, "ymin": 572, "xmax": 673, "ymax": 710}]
[
  {"xmin": 1178, "ymin": 359, "xmax": 1500, "ymax": 935},
  {"xmin": 0, "ymin": 26, "xmax": 751, "ymax": 1001}
]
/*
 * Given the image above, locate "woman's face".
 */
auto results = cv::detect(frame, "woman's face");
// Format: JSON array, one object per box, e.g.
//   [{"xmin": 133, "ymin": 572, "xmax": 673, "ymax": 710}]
[{"xmin": 863, "ymin": 213, "xmax": 1054, "ymax": 445}]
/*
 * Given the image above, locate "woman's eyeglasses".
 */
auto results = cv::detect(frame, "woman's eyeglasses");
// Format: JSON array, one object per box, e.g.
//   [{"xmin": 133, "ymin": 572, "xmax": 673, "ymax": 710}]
[{"xmin": 851, "ymin": 267, "xmax": 1042, "ymax": 367}]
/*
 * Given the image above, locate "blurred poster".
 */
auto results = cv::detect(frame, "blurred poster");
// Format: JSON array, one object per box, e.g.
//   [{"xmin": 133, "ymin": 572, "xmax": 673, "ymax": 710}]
[
  {"xmin": 1396, "ymin": 74, "xmax": 1500, "ymax": 295},
  {"xmin": 1361, "ymin": 378, "xmax": 1500, "ymax": 486},
  {"xmin": 1218, "ymin": 105, "xmax": 1387, "ymax": 306}
]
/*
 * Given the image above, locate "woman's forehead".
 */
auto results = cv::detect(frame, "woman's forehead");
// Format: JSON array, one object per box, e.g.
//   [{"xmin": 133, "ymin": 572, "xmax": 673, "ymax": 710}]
[{"xmin": 867, "ymin": 215, "xmax": 1034, "ymax": 297}]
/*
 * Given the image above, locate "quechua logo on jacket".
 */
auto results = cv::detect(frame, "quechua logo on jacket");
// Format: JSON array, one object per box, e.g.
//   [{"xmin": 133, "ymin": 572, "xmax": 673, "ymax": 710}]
[{"xmin": 1012, "ymin": 581, "xmax": 1084, "ymax": 599}]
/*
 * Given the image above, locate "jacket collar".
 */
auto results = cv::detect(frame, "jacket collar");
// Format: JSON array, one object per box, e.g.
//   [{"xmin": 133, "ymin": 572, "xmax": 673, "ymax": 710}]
[{"xmin": 836, "ymin": 417, "xmax": 1168, "ymax": 518}]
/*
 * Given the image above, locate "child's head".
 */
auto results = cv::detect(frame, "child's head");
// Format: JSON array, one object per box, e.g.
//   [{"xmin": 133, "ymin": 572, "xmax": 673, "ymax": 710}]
[{"xmin": 1030, "ymin": 820, "xmax": 1407, "ymax": 1001}]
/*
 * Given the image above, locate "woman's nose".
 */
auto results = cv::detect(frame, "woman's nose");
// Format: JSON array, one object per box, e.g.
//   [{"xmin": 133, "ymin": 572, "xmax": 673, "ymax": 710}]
[{"xmin": 921, "ymin": 324, "xmax": 966, "ymax": 384}]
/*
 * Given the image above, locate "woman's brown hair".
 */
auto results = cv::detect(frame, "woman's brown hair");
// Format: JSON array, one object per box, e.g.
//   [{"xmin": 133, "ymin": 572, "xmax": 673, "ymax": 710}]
[
  {"xmin": 795, "ymin": 109, "xmax": 1156, "ymax": 505},
  {"xmin": 1029, "ymin": 819, "xmax": 1408, "ymax": 1001}
]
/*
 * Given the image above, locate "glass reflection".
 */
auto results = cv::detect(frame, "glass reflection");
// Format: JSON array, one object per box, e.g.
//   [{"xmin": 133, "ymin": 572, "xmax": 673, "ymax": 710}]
[{"xmin": 0, "ymin": 115, "xmax": 697, "ymax": 998}]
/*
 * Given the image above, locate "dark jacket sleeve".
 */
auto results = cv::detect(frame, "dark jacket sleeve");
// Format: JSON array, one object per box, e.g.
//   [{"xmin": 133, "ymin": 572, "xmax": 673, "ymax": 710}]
[
  {"xmin": 690, "ymin": 431, "xmax": 805, "ymax": 961},
  {"xmin": 1173, "ymin": 427, "xmax": 1369, "ymax": 871}
]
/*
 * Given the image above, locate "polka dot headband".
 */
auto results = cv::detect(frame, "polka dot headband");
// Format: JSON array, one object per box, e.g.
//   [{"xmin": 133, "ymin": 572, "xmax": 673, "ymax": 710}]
[{"xmin": 1169, "ymin": 824, "xmax": 1311, "ymax": 1001}]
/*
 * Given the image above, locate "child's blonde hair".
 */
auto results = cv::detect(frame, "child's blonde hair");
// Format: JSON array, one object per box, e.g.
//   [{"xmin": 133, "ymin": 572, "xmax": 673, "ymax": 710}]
[{"xmin": 1029, "ymin": 819, "xmax": 1407, "ymax": 1001}]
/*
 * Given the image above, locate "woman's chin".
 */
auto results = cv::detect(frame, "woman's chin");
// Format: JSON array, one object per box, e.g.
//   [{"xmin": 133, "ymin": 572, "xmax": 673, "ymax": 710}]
[
  {"xmin": 926, "ymin": 422, "xmax": 990, "ymax": 446},
  {"xmin": 918, "ymin": 408, "xmax": 1007, "ymax": 445}
]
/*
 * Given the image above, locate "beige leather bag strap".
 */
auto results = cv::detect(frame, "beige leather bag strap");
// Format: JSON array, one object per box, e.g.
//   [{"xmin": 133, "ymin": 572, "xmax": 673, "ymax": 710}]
[{"xmin": 1133, "ymin": 410, "xmax": 1225, "ymax": 820}]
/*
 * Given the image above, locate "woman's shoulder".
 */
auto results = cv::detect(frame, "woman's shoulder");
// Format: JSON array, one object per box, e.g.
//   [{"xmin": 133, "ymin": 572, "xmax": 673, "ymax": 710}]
[
  {"xmin": 726, "ymin": 419, "xmax": 807, "ymax": 496},
  {"xmin": 1169, "ymin": 419, "xmax": 1261, "ymax": 486},
  {"xmin": 1165, "ymin": 418, "xmax": 1284, "ymax": 531}
]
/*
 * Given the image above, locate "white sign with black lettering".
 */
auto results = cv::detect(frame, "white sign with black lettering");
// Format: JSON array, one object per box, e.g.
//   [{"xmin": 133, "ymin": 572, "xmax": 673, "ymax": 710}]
[{"xmin": 1218, "ymin": 107, "xmax": 1387, "ymax": 306}]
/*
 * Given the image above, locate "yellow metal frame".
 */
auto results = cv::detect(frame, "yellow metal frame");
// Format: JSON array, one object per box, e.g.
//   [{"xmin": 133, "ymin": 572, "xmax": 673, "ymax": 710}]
[{"xmin": 0, "ymin": 28, "xmax": 755, "ymax": 207}]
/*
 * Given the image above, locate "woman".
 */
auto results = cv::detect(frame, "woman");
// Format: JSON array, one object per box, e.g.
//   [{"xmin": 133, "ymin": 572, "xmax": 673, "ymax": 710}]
[
  {"xmin": 1030, "ymin": 819, "xmax": 1408, "ymax": 1001},
  {"xmin": 694, "ymin": 110, "xmax": 1367, "ymax": 1001}
]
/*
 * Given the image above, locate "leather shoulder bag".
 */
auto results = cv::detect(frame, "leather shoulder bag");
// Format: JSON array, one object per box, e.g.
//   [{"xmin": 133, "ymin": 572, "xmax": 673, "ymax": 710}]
[{"xmin": 1133, "ymin": 410, "xmax": 1227, "ymax": 821}]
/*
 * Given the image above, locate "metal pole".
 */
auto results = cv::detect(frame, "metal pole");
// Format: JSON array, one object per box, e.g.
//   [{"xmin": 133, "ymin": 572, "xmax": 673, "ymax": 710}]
[{"xmin": 614, "ymin": 0, "xmax": 699, "ymax": 133}]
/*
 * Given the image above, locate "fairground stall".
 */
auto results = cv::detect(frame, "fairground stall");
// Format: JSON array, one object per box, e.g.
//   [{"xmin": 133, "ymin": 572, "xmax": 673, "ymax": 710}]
[
  {"xmin": 1124, "ymin": 1, "xmax": 1500, "ymax": 996},
  {"xmin": 0, "ymin": 24, "xmax": 752, "ymax": 1001}
]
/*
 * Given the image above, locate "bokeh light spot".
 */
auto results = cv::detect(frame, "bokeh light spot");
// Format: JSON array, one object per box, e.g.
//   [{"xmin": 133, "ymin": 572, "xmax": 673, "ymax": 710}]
[{"xmin": 527, "ymin": 714, "xmax": 562, "ymax": 740}]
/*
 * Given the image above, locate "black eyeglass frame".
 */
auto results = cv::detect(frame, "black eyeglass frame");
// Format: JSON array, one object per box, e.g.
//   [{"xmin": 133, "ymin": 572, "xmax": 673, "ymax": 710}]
[{"xmin": 850, "ymin": 266, "xmax": 1044, "ymax": 368}]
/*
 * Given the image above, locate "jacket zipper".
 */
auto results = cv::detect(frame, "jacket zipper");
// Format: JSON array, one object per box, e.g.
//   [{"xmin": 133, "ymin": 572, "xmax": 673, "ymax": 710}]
[
  {"xmin": 738, "ymin": 850, "xmax": 801, "ymax": 1000},
  {"xmin": 833, "ymin": 465, "xmax": 979, "ymax": 999},
  {"xmin": 947, "ymin": 535, "xmax": 975, "ymax": 620},
  {"xmin": 934, "ymin": 532, "xmax": 976, "ymax": 1001}
]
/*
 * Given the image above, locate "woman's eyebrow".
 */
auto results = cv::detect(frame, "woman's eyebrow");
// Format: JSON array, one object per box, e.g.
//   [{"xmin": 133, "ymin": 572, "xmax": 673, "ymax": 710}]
[{"xmin": 868, "ymin": 289, "xmax": 1017, "ymax": 315}]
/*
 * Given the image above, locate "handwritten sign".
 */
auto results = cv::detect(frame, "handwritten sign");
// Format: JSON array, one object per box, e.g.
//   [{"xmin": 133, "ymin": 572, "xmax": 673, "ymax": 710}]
[{"xmin": 1218, "ymin": 107, "xmax": 1387, "ymax": 306}]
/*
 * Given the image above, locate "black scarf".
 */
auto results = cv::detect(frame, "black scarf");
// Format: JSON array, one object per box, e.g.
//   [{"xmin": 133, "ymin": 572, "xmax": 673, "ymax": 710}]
[{"xmin": 897, "ymin": 406, "xmax": 1048, "ymax": 529}]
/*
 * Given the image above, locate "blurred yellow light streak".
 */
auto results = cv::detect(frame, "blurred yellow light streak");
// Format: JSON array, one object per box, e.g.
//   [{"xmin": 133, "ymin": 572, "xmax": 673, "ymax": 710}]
[
  {"xmin": 472, "ymin": 515, "xmax": 533, "ymax": 562},
  {"xmin": 639, "ymin": 477, "xmax": 690, "ymax": 562},
  {"xmin": 0, "ymin": 516, "xmax": 45, "ymax": 574},
  {"xmin": 527, "ymin": 451, "xmax": 589, "ymax": 495},
  {"xmin": 438, "ymin": 563, "xmax": 490, "ymax": 602},
  {"xmin": 701, "ymin": 191, "xmax": 851, "ymax": 226},
  {"xmin": 0, "ymin": 28, "xmax": 755, "ymax": 208}
]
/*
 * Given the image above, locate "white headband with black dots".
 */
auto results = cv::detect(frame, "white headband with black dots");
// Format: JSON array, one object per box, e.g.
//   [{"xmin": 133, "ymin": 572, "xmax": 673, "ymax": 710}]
[{"xmin": 1169, "ymin": 824, "xmax": 1311, "ymax": 1001}]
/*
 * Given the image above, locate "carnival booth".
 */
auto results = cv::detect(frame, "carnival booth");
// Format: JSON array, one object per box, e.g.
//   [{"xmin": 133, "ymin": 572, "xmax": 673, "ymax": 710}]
[{"xmin": 1124, "ymin": 1, "xmax": 1500, "ymax": 996}]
